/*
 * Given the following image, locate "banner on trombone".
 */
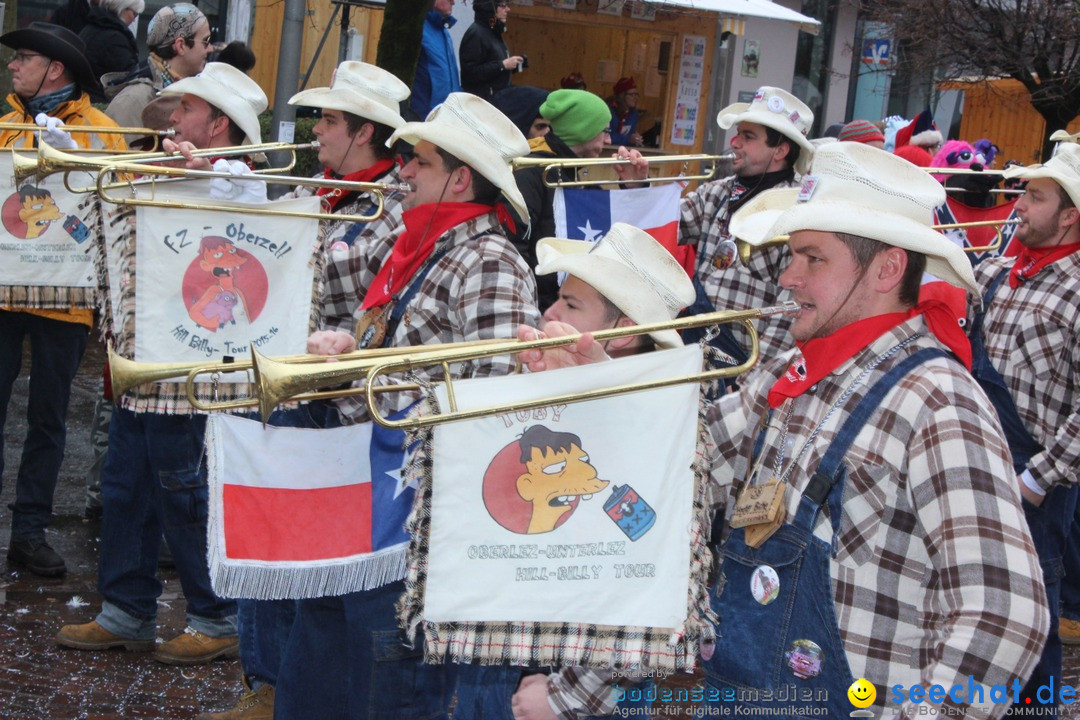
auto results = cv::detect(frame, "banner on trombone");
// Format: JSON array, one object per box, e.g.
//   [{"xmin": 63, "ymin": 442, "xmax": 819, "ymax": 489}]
[
  {"xmin": 401, "ymin": 344, "xmax": 716, "ymax": 671},
  {"xmin": 0, "ymin": 151, "xmax": 100, "ymax": 308},
  {"xmin": 128, "ymin": 186, "xmax": 322, "ymax": 371}
]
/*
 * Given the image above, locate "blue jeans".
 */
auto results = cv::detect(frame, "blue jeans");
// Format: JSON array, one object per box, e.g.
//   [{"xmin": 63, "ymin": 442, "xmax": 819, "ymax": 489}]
[
  {"xmin": 1010, "ymin": 487, "xmax": 1076, "ymax": 716},
  {"xmin": 96, "ymin": 407, "xmax": 236, "ymax": 640},
  {"xmin": 453, "ymin": 664, "xmax": 653, "ymax": 718},
  {"xmin": 1059, "ymin": 498, "xmax": 1080, "ymax": 622},
  {"xmin": 275, "ymin": 580, "xmax": 454, "ymax": 720},
  {"xmin": 235, "ymin": 402, "xmax": 340, "ymax": 688},
  {"xmin": 0, "ymin": 310, "xmax": 88, "ymax": 542}
]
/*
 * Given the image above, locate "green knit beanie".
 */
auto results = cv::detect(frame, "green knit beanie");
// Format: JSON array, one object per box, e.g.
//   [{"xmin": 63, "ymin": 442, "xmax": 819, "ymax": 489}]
[{"xmin": 540, "ymin": 89, "xmax": 611, "ymax": 147}]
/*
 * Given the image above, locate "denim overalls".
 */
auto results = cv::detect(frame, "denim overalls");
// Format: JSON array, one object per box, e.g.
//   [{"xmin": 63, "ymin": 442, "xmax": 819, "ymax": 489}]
[
  {"xmin": 704, "ymin": 348, "xmax": 948, "ymax": 716},
  {"xmin": 970, "ymin": 268, "xmax": 1074, "ymax": 713}
]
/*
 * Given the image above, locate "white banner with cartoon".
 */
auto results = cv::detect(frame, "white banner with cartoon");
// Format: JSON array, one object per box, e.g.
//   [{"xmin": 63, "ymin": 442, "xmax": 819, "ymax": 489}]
[
  {"xmin": 425, "ymin": 345, "xmax": 700, "ymax": 629},
  {"xmin": 0, "ymin": 151, "xmax": 100, "ymax": 306},
  {"xmin": 133, "ymin": 187, "xmax": 321, "ymax": 369}
]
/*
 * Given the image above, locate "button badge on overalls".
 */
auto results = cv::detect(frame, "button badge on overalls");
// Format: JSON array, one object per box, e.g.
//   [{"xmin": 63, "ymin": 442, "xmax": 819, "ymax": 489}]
[
  {"xmin": 785, "ymin": 639, "xmax": 823, "ymax": 679},
  {"xmin": 750, "ymin": 565, "xmax": 779, "ymax": 605}
]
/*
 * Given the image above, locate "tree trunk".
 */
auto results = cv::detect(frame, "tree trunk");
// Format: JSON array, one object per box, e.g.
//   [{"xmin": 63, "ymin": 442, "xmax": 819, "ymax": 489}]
[{"xmin": 376, "ymin": 0, "xmax": 430, "ymax": 87}]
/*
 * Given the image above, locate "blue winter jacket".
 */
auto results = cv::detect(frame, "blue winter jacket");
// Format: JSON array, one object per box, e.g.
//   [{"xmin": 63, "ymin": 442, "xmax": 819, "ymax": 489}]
[{"xmin": 411, "ymin": 11, "xmax": 461, "ymax": 119}]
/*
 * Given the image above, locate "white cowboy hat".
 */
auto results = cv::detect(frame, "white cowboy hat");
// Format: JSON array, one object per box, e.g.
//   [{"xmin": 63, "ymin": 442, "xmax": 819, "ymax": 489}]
[
  {"xmin": 716, "ymin": 86, "xmax": 815, "ymax": 174},
  {"xmin": 534, "ymin": 223, "xmax": 696, "ymax": 349},
  {"xmin": 729, "ymin": 141, "xmax": 978, "ymax": 295},
  {"xmin": 161, "ymin": 62, "xmax": 267, "ymax": 145},
  {"xmin": 388, "ymin": 92, "xmax": 530, "ymax": 219},
  {"xmin": 288, "ymin": 61, "xmax": 408, "ymax": 129},
  {"xmin": 1004, "ymin": 141, "xmax": 1080, "ymax": 211}
]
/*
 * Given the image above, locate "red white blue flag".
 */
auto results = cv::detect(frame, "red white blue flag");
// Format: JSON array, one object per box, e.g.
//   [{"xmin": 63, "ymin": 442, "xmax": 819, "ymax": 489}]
[
  {"xmin": 553, "ymin": 184, "xmax": 694, "ymax": 275},
  {"xmin": 206, "ymin": 407, "xmax": 416, "ymax": 599}
]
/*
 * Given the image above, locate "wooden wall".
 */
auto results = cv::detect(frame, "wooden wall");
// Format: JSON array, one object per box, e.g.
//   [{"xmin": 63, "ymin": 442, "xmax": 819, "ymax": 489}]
[
  {"xmin": 505, "ymin": 1, "xmax": 717, "ymax": 154},
  {"xmin": 250, "ymin": 1, "xmax": 384, "ymax": 107},
  {"xmin": 941, "ymin": 79, "xmax": 1080, "ymax": 165},
  {"xmin": 247, "ymin": 0, "xmax": 715, "ymax": 155}
]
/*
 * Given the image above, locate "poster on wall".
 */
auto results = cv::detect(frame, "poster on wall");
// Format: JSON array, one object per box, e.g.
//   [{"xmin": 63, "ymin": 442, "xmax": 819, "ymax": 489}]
[
  {"xmin": 742, "ymin": 39, "xmax": 760, "ymax": 77},
  {"xmin": 670, "ymin": 35, "xmax": 705, "ymax": 146},
  {"xmin": 629, "ymin": 1, "xmax": 655, "ymax": 20}
]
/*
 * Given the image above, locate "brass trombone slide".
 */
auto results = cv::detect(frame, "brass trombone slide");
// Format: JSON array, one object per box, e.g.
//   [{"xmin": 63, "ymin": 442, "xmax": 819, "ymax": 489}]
[
  {"xmin": 0, "ymin": 122, "xmax": 175, "ymax": 151},
  {"xmin": 357, "ymin": 301, "xmax": 798, "ymax": 429},
  {"xmin": 12, "ymin": 140, "xmax": 319, "ymax": 186},
  {"xmin": 512, "ymin": 153, "xmax": 733, "ymax": 187},
  {"xmin": 737, "ymin": 218, "xmax": 1021, "ymax": 263}
]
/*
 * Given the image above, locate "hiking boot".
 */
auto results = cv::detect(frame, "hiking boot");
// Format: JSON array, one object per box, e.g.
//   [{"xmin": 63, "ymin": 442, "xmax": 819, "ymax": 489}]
[
  {"xmin": 1061, "ymin": 617, "xmax": 1080, "ymax": 645},
  {"xmin": 153, "ymin": 626, "xmax": 239, "ymax": 665},
  {"xmin": 196, "ymin": 682, "xmax": 275, "ymax": 719},
  {"xmin": 55, "ymin": 620, "xmax": 155, "ymax": 652},
  {"xmin": 7, "ymin": 539, "xmax": 66, "ymax": 578}
]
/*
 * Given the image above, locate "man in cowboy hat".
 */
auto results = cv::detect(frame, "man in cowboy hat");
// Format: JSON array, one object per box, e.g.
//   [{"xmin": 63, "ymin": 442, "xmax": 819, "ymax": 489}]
[
  {"xmin": 521, "ymin": 142, "xmax": 1046, "ymax": 718},
  {"xmin": 451, "ymin": 223, "xmax": 695, "ymax": 717},
  {"xmin": 55, "ymin": 62, "xmax": 268, "ymax": 666},
  {"xmin": 192, "ymin": 60, "xmax": 413, "ymax": 720},
  {"xmin": 0, "ymin": 21, "xmax": 125, "ymax": 578},
  {"xmin": 104, "ymin": 3, "xmax": 211, "ymax": 147},
  {"xmin": 273, "ymin": 92, "xmax": 540, "ymax": 719},
  {"xmin": 617, "ymin": 86, "xmax": 815, "ymax": 370},
  {"xmin": 969, "ymin": 141, "xmax": 1080, "ymax": 709}
]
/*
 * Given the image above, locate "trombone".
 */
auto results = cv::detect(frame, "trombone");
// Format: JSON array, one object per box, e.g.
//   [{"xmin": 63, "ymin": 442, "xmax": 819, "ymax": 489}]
[
  {"xmin": 252, "ymin": 302, "xmax": 798, "ymax": 427},
  {"xmin": 512, "ymin": 153, "xmax": 733, "ymax": 187},
  {"xmin": 0, "ymin": 122, "xmax": 176, "ymax": 150},
  {"xmin": 737, "ymin": 218, "xmax": 1021, "ymax": 263},
  {"xmin": 12, "ymin": 140, "xmax": 317, "ymax": 187}
]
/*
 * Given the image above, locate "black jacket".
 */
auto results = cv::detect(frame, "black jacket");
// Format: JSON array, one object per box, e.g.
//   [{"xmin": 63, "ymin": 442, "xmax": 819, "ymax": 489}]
[
  {"xmin": 459, "ymin": 18, "xmax": 513, "ymax": 100},
  {"xmin": 509, "ymin": 132, "xmax": 591, "ymax": 310},
  {"xmin": 78, "ymin": 7, "xmax": 139, "ymax": 100}
]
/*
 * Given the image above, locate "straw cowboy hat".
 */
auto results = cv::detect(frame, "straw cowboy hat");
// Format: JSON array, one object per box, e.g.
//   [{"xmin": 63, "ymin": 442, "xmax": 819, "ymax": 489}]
[
  {"xmin": 729, "ymin": 141, "xmax": 978, "ymax": 295},
  {"xmin": 1004, "ymin": 142, "xmax": 1080, "ymax": 211},
  {"xmin": 534, "ymin": 222, "xmax": 696, "ymax": 348},
  {"xmin": 0, "ymin": 22, "xmax": 99, "ymax": 91},
  {"xmin": 288, "ymin": 61, "xmax": 409, "ymax": 129},
  {"xmin": 389, "ymin": 92, "xmax": 530, "ymax": 219},
  {"xmin": 716, "ymin": 86, "xmax": 815, "ymax": 174},
  {"xmin": 161, "ymin": 62, "xmax": 267, "ymax": 145}
]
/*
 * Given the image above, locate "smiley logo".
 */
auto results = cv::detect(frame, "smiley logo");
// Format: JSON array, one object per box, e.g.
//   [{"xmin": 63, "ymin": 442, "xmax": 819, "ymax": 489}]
[{"xmin": 848, "ymin": 678, "xmax": 876, "ymax": 708}]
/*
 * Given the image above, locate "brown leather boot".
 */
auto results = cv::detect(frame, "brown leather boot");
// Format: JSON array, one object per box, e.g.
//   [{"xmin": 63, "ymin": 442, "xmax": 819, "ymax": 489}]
[
  {"xmin": 152, "ymin": 626, "xmax": 239, "ymax": 665},
  {"xmin": 55, "ymin": 620, "xmax": 155, "ymax": 652},
  {"xmin": 195, "ymin": 681, "xmax": 275, "ymax": 720}
]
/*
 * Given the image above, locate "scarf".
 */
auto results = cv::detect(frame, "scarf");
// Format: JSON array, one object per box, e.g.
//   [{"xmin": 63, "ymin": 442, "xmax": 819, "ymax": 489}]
[
  {"xmin": 361, "ymin": 203, "xmax": 493, "ymax": 309},
  {"xmin": 149, "ymin": 53, "xmax": 178, "ymax": 88},
  {"xmin": 1009, "ymin": 241, "xmax": 1080, "ymax": 288},
  {"xmin": 767, "ymin": 300, "xmax": 971, "ymax": 409},
  {"xmin": 316, "ymin": 159, "xmax": 395, "ymax": 212},
  {"xmin": 25, "ymin": 84, "xmax": 76, "ymax": 117},
  {"xmin": 727, "ymin": 167, "xmax": 795, "ymax": 216}
]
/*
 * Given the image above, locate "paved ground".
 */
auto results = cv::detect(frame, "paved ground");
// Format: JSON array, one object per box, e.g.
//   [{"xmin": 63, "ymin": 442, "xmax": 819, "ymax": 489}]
[{"xmin": 2, "ymin": 337, "xmax": 1080, "ymax": 719}]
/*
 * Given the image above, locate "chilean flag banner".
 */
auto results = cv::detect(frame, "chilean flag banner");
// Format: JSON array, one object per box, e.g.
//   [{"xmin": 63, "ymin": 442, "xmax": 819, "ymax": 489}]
[
  {"xmin": 206, "ymin": 409, "xmax": 415, "ymax": 599},
  {"xmin": 553, "ymin": 184, "xmax": 695, "ymax": 276}
]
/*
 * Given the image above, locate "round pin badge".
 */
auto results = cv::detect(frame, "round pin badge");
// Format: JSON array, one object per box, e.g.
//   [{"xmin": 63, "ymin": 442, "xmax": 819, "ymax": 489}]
[
  {"xmin": 768, "ymin": 95, "xmax": 786, "ymax": 113},
  {"xmin": 750, "ymin": 565, "xmax": 780, "ymax": 605},
  {"xmin": 713, "ymin": 239, "xmax": 738, "ymax": 270},
  {"xmin": 785, "ymin": 639, "xmax": 823, "ymax": 679}
]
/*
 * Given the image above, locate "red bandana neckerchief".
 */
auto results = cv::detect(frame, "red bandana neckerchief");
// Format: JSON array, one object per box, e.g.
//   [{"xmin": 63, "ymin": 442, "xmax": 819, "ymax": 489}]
[
  {"xmin": 361, "ymin": 202, "xmax": 494, "ymax": 310},
  {"xmin": 316, "ymin": 158, "xmax": 395, "ymax": 212},
  {"xmin": 766, "ymin": 300, "xmax": 971, "ymax": 409},
  {"xmin": 1009, "ymin": 242, "xmax": 1080, "ymax": 288}
]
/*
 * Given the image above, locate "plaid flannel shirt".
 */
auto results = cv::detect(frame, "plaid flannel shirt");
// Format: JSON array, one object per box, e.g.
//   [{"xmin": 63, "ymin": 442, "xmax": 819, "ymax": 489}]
[
  {"xmin": 324, "ymin": 210, "xmax": 540, "ymax": 424},
  {"xmin": 704, "ymin": 317, "xmax": 1046, "ymax": 719},
  {"xmin": 679, "ymin": 176, "xmax": 799, "ymax": 365},
  {"xmin": 971, "ymin": 252, "xmax": 1080, "ymax": 492},
  {"xmin": 287, "ymin": 165, "xmax": 406, "ymax": 327}
]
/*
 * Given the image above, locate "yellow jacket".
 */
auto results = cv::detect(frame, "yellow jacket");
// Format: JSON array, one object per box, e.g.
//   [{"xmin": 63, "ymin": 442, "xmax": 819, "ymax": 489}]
[{"xmin": 1, "ymin": 92, "xmax": 127, "ymax": 327}]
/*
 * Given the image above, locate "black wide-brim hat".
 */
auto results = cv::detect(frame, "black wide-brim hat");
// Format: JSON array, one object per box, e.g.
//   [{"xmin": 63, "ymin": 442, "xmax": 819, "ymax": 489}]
[{"xmin": 0, "ymin": 22, "xmax": 100, "ymax": 91}]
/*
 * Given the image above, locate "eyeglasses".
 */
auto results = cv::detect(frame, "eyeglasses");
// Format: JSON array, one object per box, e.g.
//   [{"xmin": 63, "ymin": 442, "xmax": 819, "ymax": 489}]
[
  {"xmin": 11, "ymin": 52, "xmax": 45, "ymax": 64},
  {"xmin": 186, "ymin": 35, "xmax": 213, "ymax": 48}
]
